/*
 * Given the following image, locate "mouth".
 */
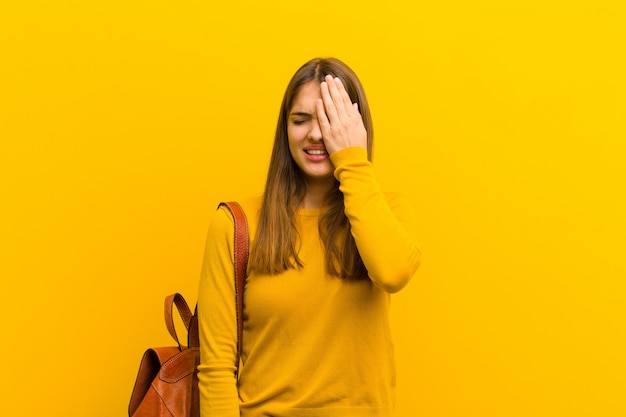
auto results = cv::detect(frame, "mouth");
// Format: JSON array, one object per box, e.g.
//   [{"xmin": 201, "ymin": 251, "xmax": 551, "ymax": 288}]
[{"xmin": 304, "ymin": 149, "xmax": 328, "ymax": 155}]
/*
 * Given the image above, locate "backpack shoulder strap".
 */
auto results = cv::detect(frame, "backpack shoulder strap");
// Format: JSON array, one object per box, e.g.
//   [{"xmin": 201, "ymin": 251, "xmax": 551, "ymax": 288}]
[{"xmin": 219, "ymin": 201, "xmax": 249, "ymax": 369}]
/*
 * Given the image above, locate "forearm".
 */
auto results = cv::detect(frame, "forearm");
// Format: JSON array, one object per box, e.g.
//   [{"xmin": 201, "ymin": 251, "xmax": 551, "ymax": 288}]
[{"xmin": 331, "ymin": 147, "xmax": 421, "ymax": 292}]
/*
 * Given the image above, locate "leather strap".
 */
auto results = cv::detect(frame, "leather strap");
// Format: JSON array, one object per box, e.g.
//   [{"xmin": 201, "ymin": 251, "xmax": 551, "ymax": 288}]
[
  {"xmin": 219, "ymin": 201, "xmax": 249, "ymax": 368},
  {"xmin": 165, "ymin": 293, "xmax": 194, "ymax": 349},
  {"xmin": 162, "ymin": 202, "xmax": 249, "ymax": 370}
]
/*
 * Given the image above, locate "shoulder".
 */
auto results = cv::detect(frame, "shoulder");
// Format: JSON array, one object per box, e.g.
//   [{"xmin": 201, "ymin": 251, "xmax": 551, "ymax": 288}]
[
  {"xmin": 212, "ymin": 194, "xmax": 262, "ymax": 219},
  {"xmin": 211, "ymin": 194, "xmax": 262, "ymax": 236},
  {"xmin": 232, "ymin": 194, "xmax": 262, "ymax": 231},
  {"xmin": 204, "ymin": 195, "xmax": 262, "ymax": 250},
  {"xmin": 237, "ymin": 194, "xmax": 263, "ymax": 220}
]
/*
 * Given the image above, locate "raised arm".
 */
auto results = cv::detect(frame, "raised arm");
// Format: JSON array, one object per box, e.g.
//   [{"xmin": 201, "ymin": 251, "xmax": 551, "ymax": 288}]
[
  {"xmin": 317, "ymin": 74, "xmax": 421, "ymax": 292},
  {"xmin": 331, "ymin": 147, "xmax": 421, "ymax": 293}
]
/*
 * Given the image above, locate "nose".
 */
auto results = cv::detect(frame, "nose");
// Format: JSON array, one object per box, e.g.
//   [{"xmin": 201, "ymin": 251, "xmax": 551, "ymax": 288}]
[{"xmin": 308, "ymin": 119, "xmax": 323, "ymax": 141}]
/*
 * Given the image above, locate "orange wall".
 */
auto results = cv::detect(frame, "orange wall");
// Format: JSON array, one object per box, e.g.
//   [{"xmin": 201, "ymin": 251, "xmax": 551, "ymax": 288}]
[{"xmin": 1, "ymin": 1, "xmax": 624, "ymax": 416}]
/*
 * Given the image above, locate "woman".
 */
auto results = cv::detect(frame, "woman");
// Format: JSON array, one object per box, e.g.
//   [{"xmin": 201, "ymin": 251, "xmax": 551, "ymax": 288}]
[{"xmin": 197, "ymin": 57, "xmax": 421, "ymax": 417}]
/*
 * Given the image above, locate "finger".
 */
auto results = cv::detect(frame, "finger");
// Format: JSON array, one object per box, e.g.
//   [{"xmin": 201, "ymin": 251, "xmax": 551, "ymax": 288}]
[
  {"xmin": 325, "ymin": 75, "xmax": 349, "ymax": 116},
  {"xmin": 333, "ymin": 77, "xmax": 355, "ymax": 115},
  {"xmin": 316, "ymin": 98, "xmax": 332, "ymax": 138},
  {"xmin": 320, "ymin": 80, "xmax": 340, "ymax": 125}
]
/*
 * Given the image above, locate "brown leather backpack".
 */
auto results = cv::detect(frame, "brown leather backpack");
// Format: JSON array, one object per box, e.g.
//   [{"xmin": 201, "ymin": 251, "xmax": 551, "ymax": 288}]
[{"xmin": 129, "ymin": 202, "xmax": 248, "ymax": 417}]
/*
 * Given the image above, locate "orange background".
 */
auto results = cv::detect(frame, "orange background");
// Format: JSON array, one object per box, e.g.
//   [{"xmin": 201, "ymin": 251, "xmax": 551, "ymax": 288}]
[{"xmin": 1, "ymin": 1, "xmax": 625, "ymax": 416}]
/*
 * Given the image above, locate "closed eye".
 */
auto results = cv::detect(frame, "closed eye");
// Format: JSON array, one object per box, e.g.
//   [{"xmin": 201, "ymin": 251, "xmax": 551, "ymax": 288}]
[{"xmin": 289, "ymin": 111, "xmax": 313, "ymax": 126}]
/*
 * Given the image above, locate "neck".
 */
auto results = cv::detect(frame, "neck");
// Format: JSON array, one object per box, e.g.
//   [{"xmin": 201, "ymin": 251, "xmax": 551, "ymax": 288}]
[{"xmin": 300, "ymin": 177, "xmax": 336, "ymax": 209}]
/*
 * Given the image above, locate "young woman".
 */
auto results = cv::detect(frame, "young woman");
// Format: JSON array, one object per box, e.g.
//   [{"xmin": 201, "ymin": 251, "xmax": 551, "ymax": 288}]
[{"xmin": 197, "ymin": 57, "xmax": 421, "ymax": 417}]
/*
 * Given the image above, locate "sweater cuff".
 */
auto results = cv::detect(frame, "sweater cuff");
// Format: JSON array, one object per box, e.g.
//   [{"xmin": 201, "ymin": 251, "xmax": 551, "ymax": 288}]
[{"xmin": 330, "ymin": 147, "xmax": 370, "ymax": 179}]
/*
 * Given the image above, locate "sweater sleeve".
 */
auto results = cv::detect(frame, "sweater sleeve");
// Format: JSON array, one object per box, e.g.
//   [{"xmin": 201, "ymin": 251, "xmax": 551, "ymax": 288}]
[
  {"xmin": 197, "ymin": 206, "xmax": 240, "ymax": 417},
  {"xmin": 330, "ymin": 147, "xmax": 422, "ymax": 293}
]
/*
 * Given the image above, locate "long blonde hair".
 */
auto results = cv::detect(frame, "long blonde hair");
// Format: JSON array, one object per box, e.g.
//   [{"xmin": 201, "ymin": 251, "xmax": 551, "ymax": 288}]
[{"xmin": 249, "ymin": 58, "xmax": 373, "ymax": 278}]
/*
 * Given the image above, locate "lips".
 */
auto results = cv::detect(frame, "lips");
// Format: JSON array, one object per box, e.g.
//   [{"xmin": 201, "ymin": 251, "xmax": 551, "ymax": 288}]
[
  {"xmin": 305, "ymin": 149, "xmax": 327, "ymax": 155},
  {"xmin": 303, "ymin": 146, "xmax": 329, "ymax": 161}
]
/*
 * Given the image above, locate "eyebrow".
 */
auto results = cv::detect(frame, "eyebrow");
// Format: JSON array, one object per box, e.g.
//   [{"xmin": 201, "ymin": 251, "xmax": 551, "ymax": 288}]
[{"xmin": 289, "ymin": 111, "xmax": 314, "ymax": 118}]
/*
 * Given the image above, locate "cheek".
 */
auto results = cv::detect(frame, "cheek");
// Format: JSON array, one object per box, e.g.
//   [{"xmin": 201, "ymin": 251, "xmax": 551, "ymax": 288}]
[
  {"xmin": 286, "ymin": 132, "xmax": 298, "ymax": 159},
  {"xmin": 287, "ymin": 125, "xmax": 306, "ymax": 143}
]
